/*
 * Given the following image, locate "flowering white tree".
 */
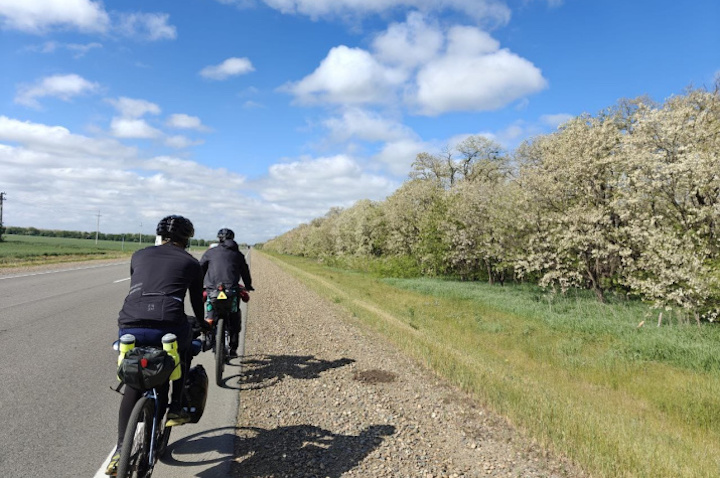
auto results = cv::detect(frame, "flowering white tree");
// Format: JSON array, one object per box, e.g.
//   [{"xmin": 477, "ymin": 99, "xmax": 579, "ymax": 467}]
[
  {"xmin": 620, "ymin": 87, "xmax": 720, "ymax": 318},
  {"xmin": 443, "ymin": 179, "xmax": 522, "ymax": 283},
  {"xmin": 330, "ymin": 199, "xmax": 386, "ymax": 257},
  {"xmin": 514, "ymin": 111, "xmax": 632, "ymax": 301},
  {"xmin": 382, "ymin": 179, "xmax": 448, "ymax": 274},
  {"xmin": 410, "ymin": 135, "xmax": 506, "ymax": 187}
]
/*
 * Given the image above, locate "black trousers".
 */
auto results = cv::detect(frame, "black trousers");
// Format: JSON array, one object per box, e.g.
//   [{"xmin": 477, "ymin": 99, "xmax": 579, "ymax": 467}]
[{"xmin": 227, "ymin": 309, "xmax": 241, "ymax": 349}]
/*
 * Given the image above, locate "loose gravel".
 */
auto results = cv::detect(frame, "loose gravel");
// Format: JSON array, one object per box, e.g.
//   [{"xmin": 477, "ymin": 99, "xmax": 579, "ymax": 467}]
[{"xmin": 230, "ymin": 253, "xmax": 587, "ymax": 478}]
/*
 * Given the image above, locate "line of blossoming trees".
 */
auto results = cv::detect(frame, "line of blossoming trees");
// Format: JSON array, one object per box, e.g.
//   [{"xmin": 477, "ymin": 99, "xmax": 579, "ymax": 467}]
[{"xmin": 263, "ymin": 86, "xmax": 720, "ymax": 322}]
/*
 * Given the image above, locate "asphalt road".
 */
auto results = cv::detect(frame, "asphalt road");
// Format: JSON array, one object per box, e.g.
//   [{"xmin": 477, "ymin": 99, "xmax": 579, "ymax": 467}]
[{"xmin": 0, "ymin": 258, "xmax": 246, "ymax": 478}]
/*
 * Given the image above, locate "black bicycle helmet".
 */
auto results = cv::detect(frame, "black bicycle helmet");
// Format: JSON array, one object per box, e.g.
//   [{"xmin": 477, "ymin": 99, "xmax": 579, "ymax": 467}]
[
  {"xmin": 156, "ymin": 215, "xmax": 194, "ymax": 246},
  {"xmin": 217, "ymin": 228, "xmax": 234, "ymax": 242}
]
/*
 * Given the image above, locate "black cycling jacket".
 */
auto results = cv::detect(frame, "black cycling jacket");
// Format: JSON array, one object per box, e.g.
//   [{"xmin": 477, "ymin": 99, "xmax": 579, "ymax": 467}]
[
  {"xmin": 199, "ymin": 239, "xmax": 253, "ymax": 290},
  {"xmin": 118, "ymin": 243, "xmax": 205, "ymax": 328}
]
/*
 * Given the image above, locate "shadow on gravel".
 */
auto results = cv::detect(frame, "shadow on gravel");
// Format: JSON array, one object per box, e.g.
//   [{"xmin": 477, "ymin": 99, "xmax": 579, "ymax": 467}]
[
  {"xmin": 232, "ymin": 424, "xmax": 396, "ymax": 477},
  {"xmin": 220, "ymin": 354, "xmax": 355, "ymax": 391}
]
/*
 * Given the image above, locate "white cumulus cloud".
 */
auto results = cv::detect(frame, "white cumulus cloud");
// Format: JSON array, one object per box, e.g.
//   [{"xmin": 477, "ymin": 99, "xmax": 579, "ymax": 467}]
[
  {"xmin": 108, "ymin": 97, "xmax": 161, "ymax": 118},
  {"xmin": 166, "ymin": 114, "xmax": 208, "ymax": 131},
  {"xmin": 371, "ymin": 12, "xmax": 443, "ymax": 70},
  {"xmin": 285, "ymin": 15, "xmax": 547, "ymax": 116},
  {"xmin": 323, "ymin": 108, "xmax": 418, "ymax": 144},
  {"xmin": 372, "ymin": 138, "xmax": 429, "ymax": 176},
  {"xmin": 200, "ymin": 57, "xmax": 255, "ymax": 80},
  {"xmin": 247, "ymin": 0, "xmax": 511, "ymax": 26},
  {"xmin": 259, "ymin": 155, "xmax": 397, "ymax": 210},
  {"xmin": 285, "ymin": 45, "xmax": 406, "ymax": 105},
  {"xmin": 412, "ymin": 27, "xmax": 547, "ymax": 115},
  {"xmin": 115, "ymin": 12, "xmax": 177, "ymax": 40},
  {"xmin": 15, "ymin": 73, "xmax": 100, "ymax": 108},
  {"xmin": 165, "ymin": 135, "xmax": 204, "ymax": 149},
  {"xmin": 110, "ymin": 118, "xmax": 162, "ymax": 139},
  {"xmin": 0, "ymin": 0, "xmax": 110, "ymax": 33}
]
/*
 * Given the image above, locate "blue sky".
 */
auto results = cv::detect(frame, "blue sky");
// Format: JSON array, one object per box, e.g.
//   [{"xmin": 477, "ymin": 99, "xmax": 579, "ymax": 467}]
[{"xmin": 1, "ymin": 0, "xmax": 718, "ymax": 243}]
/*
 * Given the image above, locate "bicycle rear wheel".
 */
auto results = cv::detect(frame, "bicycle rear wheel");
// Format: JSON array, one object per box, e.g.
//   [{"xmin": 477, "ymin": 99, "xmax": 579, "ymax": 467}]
[
  {"xmin": 215, "ymin": 318, "xmax": 226, "ymax": 386},
  {"xmin": 117, "ymin": 396, "xmax": 154, "ymax": 478}
]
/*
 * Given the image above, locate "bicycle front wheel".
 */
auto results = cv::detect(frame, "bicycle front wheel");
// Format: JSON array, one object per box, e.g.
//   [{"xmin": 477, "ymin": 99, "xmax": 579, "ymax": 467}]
[
  {"xmin": 117, "ymin": 396, "xmax": 154, "ymax": 478},
  {"xmin": 215, "ymin": 318, "xmax": 226, "ymax": 386}
]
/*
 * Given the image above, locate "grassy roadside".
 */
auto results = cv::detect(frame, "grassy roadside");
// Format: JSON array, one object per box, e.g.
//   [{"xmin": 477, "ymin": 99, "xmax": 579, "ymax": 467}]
[
  {"xmin": 260, "ymin": 250, "xmax": 720, "ymax": 478},
  {"xmin": 0, "ymin": 234, "xmax": 206, "ymax": 268},
  {"xmin": 0, "ymin": 234, "xmax": 137, "ymax": 268}
]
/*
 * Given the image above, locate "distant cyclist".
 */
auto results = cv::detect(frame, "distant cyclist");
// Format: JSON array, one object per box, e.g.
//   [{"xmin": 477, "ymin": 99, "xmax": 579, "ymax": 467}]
[
  {"xmin": 107, "ymin": 215, "xmax": 209, "ymax": 475},
  {"xmin": 200, "ymin": 228, "xmax": 253, "ymax": 357}
]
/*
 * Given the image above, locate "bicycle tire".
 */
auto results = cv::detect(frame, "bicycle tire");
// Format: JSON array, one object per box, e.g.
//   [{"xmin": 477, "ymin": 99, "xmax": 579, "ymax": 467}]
[
  {"xmin": 215, "ymin": 318, "xmax": 226, "ymax": 386},
  {"xmin": 117, "ymin": 396, "xmax": 154, "ymax": 478}
]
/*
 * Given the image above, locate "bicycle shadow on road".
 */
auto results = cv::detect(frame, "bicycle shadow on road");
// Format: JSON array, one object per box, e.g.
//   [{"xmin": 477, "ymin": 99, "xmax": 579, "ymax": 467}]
[
  {"xmin": 160, "ymin": 426, "xmax": 237, "ymax": 476},
  {"xmin": 161, "ymin": 423, "xmax": 394, "ymax": 478},
  {"xmin": 219, "ymin": 354, "xmax": 355, "ymax": 391}
]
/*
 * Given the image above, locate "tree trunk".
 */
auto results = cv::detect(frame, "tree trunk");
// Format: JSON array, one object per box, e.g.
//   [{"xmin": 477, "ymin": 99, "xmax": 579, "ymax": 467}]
[{"xmin": 593, "ymin": 286, "xmax": 606, "ymax": 303}]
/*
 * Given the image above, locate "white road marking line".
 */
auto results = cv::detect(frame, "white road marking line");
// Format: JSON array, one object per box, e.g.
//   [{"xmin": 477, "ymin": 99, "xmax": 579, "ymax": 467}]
[
  {"xmin": 114, "ymin": 277, "xmax": 131, "ymax": 283},
  {"xmin": 93, "ymin": 448, "xmax": 116, "ymax": 478}
]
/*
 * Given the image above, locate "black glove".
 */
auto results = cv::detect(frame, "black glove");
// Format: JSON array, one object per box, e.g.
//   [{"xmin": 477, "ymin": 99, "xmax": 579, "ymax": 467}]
[{"xmin": 197, "ymin": 319, "xmax": 212, "ymax": 332}]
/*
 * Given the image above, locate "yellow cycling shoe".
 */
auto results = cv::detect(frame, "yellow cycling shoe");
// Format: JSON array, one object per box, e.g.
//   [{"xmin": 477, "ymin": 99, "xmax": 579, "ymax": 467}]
[
  {"xmin": 166, "ymin": 410, "xmax": 190, "ymax": 427},
  {"xmin": 105, "ymin": 450, "xmax": 121, "ymax": 475}
]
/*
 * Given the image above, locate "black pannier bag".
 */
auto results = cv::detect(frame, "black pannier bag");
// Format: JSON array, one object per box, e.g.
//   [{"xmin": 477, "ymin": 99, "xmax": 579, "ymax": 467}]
[
  {"xmin": 118, "ymin": 346, "xmax": 176, "ymax": 391},
  {"xmin": 184, "ymin": 364, "xmax": 209, "ymax": 423}
]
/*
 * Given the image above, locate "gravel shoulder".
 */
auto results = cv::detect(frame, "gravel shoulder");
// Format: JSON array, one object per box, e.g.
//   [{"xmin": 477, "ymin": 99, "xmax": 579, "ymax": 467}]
[{"xmin": 231, "ymin": 253, "xmax": 586, "ymax": 478}]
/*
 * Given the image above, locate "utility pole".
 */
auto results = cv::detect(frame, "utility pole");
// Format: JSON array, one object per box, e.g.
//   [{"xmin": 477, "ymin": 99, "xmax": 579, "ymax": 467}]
[
  {"xmin": 95, "ymin": 211, "xmax": 101, "ymax": 244},
  {"xmin": 0, "ymin": 192, "xmax": 6, "ymax": 242}
]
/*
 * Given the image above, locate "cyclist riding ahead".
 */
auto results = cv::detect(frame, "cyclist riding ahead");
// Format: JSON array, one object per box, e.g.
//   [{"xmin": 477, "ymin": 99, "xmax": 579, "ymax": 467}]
[
  {"xmin": 106, "ymin": 215, "xmax": 210, "ymax": 475},
  {"xmin": 200, "ymin": 228, "xmax": 254, "ymax": 357}
]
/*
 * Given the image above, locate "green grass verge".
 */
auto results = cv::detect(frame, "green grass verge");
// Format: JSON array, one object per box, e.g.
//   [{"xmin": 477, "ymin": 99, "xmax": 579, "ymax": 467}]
[
  {"xmin": 0, "ymin": 234, "xmax": 133, "ymax": 267},
  {"xmin": 261, "ymin": 251, "xmax": 720, "ymax": 478}
]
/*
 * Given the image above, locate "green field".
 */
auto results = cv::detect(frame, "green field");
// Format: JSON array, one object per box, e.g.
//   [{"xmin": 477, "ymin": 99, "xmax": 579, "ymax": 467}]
[
  {"xmin": 0, "ymin": 234, "xmax": 137, "ymax": 267},
  {"xmin": 263, "ymin": 251, "xmax": 720, "ymax": 478},
  {"xmin": 0, "ymin": 234, "xmax": 205, "ymax": 267}
]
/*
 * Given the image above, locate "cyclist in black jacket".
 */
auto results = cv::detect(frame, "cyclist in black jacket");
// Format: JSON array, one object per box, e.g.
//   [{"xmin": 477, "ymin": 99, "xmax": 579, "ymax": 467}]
[
  {"xmin": 107, "ymin": 215, "xmax": 209, "ymax": 475},
  {"xmin": 200, "ymin": 228, "xmax": 253, "ymax": 357}
]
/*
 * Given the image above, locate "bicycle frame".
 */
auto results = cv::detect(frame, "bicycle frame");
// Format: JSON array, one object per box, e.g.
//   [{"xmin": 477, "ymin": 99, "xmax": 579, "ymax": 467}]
[{"xmin": 146, "ymin": 388, "xmax": 163, "ymax": 466}]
